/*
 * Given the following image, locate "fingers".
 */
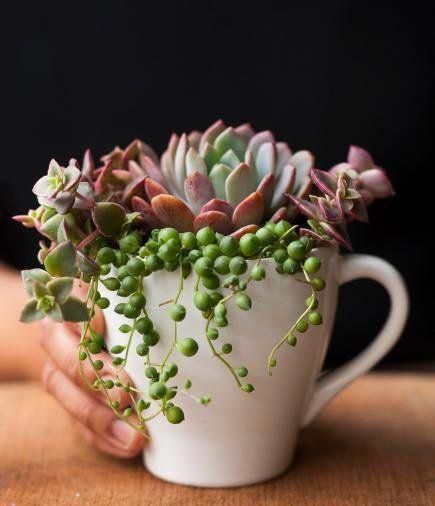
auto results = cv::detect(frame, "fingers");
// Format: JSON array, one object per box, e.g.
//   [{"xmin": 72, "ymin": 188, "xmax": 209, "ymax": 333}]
[
  {"xmin": 42, "ymin": 360, "xmax": 145, "ymax": 458},
  {"xmin": 40, "ymin": 320, "xmax": 132, "ymax": 409}
]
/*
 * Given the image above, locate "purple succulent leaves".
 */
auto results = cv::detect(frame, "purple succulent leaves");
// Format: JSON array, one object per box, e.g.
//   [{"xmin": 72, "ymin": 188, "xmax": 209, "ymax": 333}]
[{"xmin": 329, "ymin": 145, "xmax": 395, "ymax": 204}]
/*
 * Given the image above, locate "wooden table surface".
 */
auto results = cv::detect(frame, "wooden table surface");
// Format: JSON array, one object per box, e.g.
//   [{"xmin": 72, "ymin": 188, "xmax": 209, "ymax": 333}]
[{"xmin": 1, "ymin": 373, "xmax": 434, "ymax": 505}]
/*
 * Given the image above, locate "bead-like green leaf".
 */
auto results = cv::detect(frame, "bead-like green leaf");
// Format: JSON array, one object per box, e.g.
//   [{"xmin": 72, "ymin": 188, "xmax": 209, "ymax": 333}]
[{"xmin": 44, "ymin": 241, "xmax": 78, "ymax": 277}]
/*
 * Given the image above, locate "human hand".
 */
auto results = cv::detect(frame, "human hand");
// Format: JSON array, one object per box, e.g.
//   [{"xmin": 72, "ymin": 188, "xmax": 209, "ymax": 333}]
[{"xmin": 39, "ymin": 295, "xmax": 146, "ymax": 458}]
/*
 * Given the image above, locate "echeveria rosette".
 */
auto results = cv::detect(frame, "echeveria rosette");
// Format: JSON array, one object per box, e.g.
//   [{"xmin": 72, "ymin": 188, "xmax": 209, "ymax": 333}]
[
  {"xmin": 20, "ymin": 268, "xmax": 89, "ymax": 323},
  {"xmin": 155, "ymin": 120, "xmax": 314, "ymax": 234},
  {"xmin": 329, "ymin": 145, "xmax": 395, "ymax": 205}
]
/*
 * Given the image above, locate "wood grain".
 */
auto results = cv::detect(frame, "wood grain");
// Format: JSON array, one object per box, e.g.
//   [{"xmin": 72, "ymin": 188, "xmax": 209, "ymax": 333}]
[{"xmin": 1, "ymin": 373, "xmax": 435, "ymax": 505}]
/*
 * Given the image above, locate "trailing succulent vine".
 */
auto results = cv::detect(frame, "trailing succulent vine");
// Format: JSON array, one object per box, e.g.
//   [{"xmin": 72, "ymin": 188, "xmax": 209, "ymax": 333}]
[{"xmin": 14, "ymin": 120, "xmax": 394, "ymax": 433}]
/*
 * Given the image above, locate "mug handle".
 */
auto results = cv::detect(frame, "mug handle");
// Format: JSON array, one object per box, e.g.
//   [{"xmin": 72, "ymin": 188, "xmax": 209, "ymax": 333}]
[{"xmin": 300, "ymin": 254, "xmax": 409, "ymax": 427}]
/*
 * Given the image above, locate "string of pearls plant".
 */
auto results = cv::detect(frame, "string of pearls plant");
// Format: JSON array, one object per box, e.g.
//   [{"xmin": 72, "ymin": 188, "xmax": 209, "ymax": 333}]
[{"xmin": 76, "ymin": 222, "xmax": 324, "ymax": 432}]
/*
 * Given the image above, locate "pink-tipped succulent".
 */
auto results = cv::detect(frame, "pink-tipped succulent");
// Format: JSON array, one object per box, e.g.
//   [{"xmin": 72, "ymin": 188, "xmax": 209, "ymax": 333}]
[
  {"xmin": 329, "ymin": 145, "xmax": 395, "ymax": 205},
  {"xmin": 288, "ymin": 146, "xmax": 395, "ymax": 250},
  {"xmin": 156, "ymin": 119, "xmax": 315, "ymax": 234}
]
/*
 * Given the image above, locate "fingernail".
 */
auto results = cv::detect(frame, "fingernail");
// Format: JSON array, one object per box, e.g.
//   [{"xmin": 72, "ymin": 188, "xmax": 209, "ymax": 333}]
[{"xmin": 111, "ymin": 420, "xmax": 136, "ymax": 448}]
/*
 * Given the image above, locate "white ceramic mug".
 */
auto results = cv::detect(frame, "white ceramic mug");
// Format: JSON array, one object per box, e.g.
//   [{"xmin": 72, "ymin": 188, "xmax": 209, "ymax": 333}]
[{"xmin": 102, "ymin": 247, "xmax": 409, "ymax": 487}]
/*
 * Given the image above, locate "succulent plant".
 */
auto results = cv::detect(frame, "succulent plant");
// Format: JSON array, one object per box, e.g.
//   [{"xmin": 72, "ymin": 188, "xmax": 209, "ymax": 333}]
[
  {"xmin": 14, "ymin": 126, "xmax": 396, "ymax": 434},
  {"xmin": 20, "ymin": 268, "xmax": 88, "ymax": 322},
  {"xmin": 288, "ymin": 146, "xmax": 395, "ymax": 250},
  {"xmin": 154, "ymin": 120, "xmax": 314, "ymax": 234},
  {"xmin": 329, "ymin": 145, "xmax": 395, "ymax": 205}
]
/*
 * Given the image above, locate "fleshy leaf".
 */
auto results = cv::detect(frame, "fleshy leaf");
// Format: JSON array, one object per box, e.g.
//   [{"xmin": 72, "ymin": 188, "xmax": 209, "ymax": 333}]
[
  {"xmin": 22, "ymin": 269, "xmax": 52, "ymax": 296},
  {"xmin": 141, "ymin": 155, "xmax": 167, "ymax": 187},
  {"xmin": 77, "ymin": 251, "xmax": 101, "ymax": 275},
  {"xmin": 311, "ymin": 169, "xmax": 338, "ymax": 197},
  {"xmin": 225, "ymin": 163, "xmax": 256, "ymax": 206},
  {"xmin": 247, "ymin": 131, "xmax": 275, "ymax": 158},
  {"xmin": 184, "ymin": 172, "xmax": 216, "ymax": 214},
  {"xmin": 81, "ymin": 149, "xmax": 95, "ymax": 181},
  {"xmin": 47, "ymin": 277, "xmax": 74, "ymax": 304},
  {"xmin": 13, "ymin": 214, "xmax": 38, "ymax": 228},
  {"xmin": 231, "ymin": 224, "xmax": 260, "ymax": 239},
  {"xmin": 290, "ymin": 150, "xmax": 314, "ymax": 192},
  {"xmin": 219, "ymin": 149, "xmax": 240, "ymax": 170},
  {"xmin": 232, "ymin": 192, "xmax": 265, "ymax": 229},
  {"xmin": 60, "ymin": 296, "xmax": 89, "ymax": 322},
  {"xmin": 319, "ymin": 221, "xmax": 353, "ymax": 251},
  {"xmin": 185, "ymin": 147, "xmax": 208, "ymax": 177},
  {"xmin": 188, "ymin": 130, "xmax": 202, "ymax": 151},
  {"xmin": 44, "ymin": 241, "xmax": 79, "ymax": 277},
  {"xmin": 200, "ymin": 142, "xmax": 220, "ymax": 170},
  {"xmin": 214, "ymin": 127, "xmax": 246, "ymax": 160},
  {"xmin": 151, "ymin": 194, "xmax": 194, "ymax": 232},
  {"xmin": 160, "ymin": 134, "xmax": 178, "ymax": 194},
  {"xmin": 122, "ymin": 176, "xmax": 146, "ymax": 204},
  {"xmin": 199, "ymin": 119, "xmax": 226, "ymax": 152},
  {"xmin": 209, "ymin": 163, "xmax": 232, "ymax": 200},
  {"xmin": 131, "ymin": 196, "xmax": 162, "ymax": 229},
  {"xmin": 137, "ymin": 140, "xmax": 160, "ymax": 166},
  {"xmin": 63, "ymin": 165, "xmax": 81, "ymax": 190},
  {"xmin": 347, "ymin": 145, "xmax": 373, "ymax": 172},
  {"xmin": 200, "ymin": 198, "xmax": 233, "ymax": 218},
  {"xmin": 74, "ymin": 182, "xmax": 94, "ymax": 210},
  {"xmin": 174, "ymin": 133, "xmax": 188, "ymax": 195},
  {"xmin": 41, "ymin": 214, "xmax": 75, "ymax": 243},
  {"xmin": 270, "ymin": 207, "xmax": 287, "ymax": 223},
  {"xmin": 33, "ymin": 280, "xmax": 50, "ymax": 298},
  {"xmin": 275, "ymin": 142, "xmax": 292, "ymax": 175},
  {"xmin": 359, "ymin": 168, "xmax": 395, "ymax": 198},
  {"xmin": 346, "ymin": 198, "xmax": 369, "ymax": 223},
  {"xmin": 270, "ymin": 165, "xmax": 295, "ymax": 211},
  {"xmin": 20, "ymin": 299, "xmax": 45, "ymax": 323},
  {"xmin": 256, "ymin": 173, "xmax": 275, "ymax": 210},
  {"xmin": 54, "ymin": 191, "xmax": 75, "ymax": 214},
  {"xmin": 234, "ymin": 123, "xmax": 255, "ymax": 144},
  {"xmin": 255, "ymin": 142, "xmax": 276, "ymax": 181},
  {"xmin": 128, "ymin": 160, "xmax": 146, "ymax": 179},
  {"xmin": 193, "ymin": 211, "xmax": 233, "ymax": 234},
  {"xmin": 144, "ymin": 177, "xmax": 168, "ymax": 200},
  {"xmin": 92, "ymin": 202, "xmax": 126, "ymax": 238},
  {"xmin": 286, "ymin": 194, "xmax": 318, "ymax": 219},
  {"xmin": 296, "ymin": 176, "xmax": 312, "ymax": 199}
]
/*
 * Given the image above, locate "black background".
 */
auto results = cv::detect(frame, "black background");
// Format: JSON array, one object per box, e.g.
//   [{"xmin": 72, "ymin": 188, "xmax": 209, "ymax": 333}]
[{"xmin": 0, "ymin": 2, "xmax": 433, "ymax": 367}]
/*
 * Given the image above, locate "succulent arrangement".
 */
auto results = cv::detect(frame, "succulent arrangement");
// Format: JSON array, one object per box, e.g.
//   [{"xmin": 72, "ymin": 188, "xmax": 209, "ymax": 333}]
[{"xmin": 15, "ymin": 120, "xmax": 394, "ymax": 433}]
